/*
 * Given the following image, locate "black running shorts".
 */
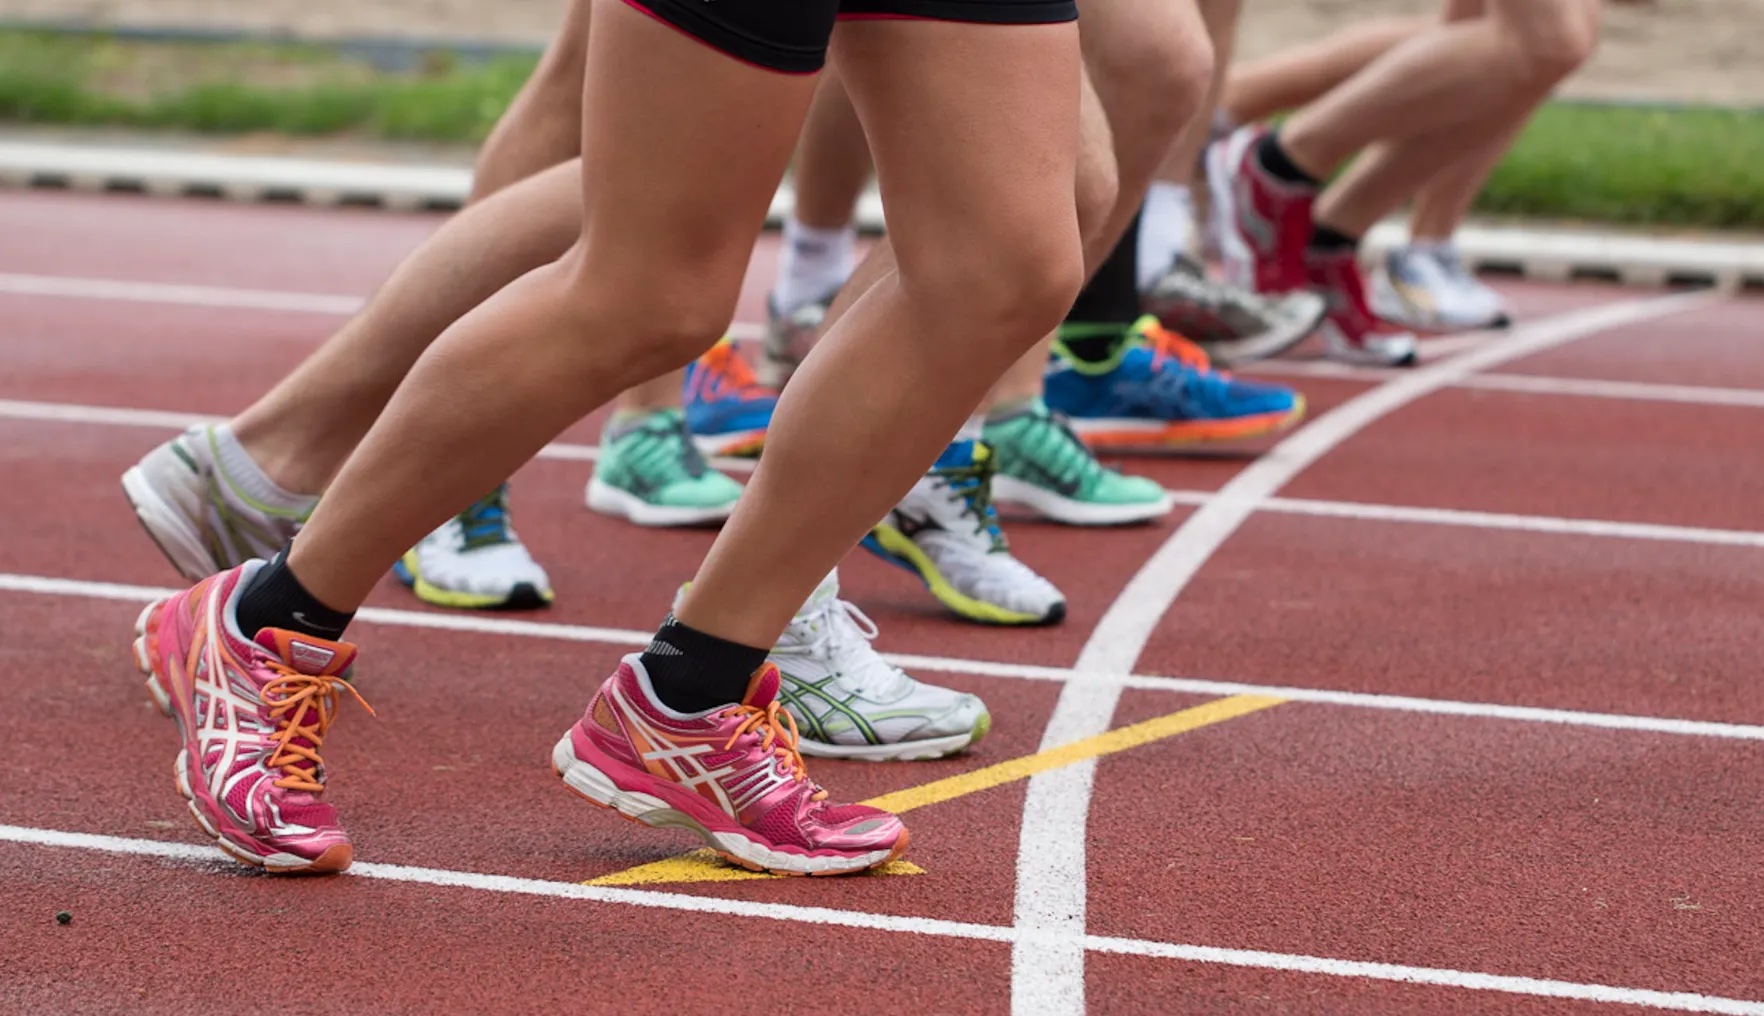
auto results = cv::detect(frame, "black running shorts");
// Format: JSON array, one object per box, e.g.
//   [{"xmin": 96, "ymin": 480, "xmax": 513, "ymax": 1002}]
[{"xmin": 624, "ymin": 0, "xmax": 1078, "ymax": 75}]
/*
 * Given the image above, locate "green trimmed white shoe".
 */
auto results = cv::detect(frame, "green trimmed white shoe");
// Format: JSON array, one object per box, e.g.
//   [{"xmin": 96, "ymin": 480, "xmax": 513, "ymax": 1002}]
[
  {"xmin": 586, "ymin": 408, "xmax": 744, "ymax": 527},
  {"xmin": 983, "ymin": 398, "xmax": 1174, "ymax": 526},
  {"xmin": 395, "ymin": 485, "xmax": 554, "ymax": 610},
  {"xmin": 121, "ymin": 425, "xmax": 312, "ymax": 580},
  {"xmin": 772, "ymin": 571, "xmax": 990, "ymax": 760},
  {"xmin": 864, "ymin": 439, "xmax": 1066, "ymax": 626}
]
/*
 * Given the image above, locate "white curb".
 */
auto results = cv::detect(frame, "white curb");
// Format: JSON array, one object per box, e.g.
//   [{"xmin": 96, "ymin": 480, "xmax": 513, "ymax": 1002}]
[{"xmin": 2, "ymin": 140, "xmax": 1757, "ymax": 288}]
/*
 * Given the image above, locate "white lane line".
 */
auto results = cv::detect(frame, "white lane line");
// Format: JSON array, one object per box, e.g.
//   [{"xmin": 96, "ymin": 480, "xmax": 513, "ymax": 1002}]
[
  {"xmin": 1458, "ymin": 371, "xmax": 1764, "ymax": 409},
  {"xmin": 7, "ymin": 570, "xmax": 1764, "ymax": 742},
  {"xmin": 1251, "ymin": 360, "xmax": 1764, "ymax": 411},
  {"xmin": 0, "ymin": 271, "xmax": 766, "ymax": 345},
  {"xmin": 1008, "ymin": 289, "xmax": 1727, "ymax": 1016},
  {"xmin": 5, "ymin": 823, "xmax": 1761, "ymax": 1015},
  {"xmin": 0, "ymin": 398, "xmax": 758, "ymax": 473},
  {"xmin": 0, "ymin": 272, "xmax": 365, "ymax": 315},
  {"xmin": 9, "ymin": 397, "xmax": 1764, "ymax": 546},
  {"xmin": 6, "ymin": 270, "xmax": 1761, "ymax": 411}
]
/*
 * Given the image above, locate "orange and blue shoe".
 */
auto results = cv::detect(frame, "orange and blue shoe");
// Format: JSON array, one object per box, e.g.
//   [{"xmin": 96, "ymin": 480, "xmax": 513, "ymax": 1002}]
[
  {"xmin": 131, "ymin": 562, "xmax": 371, "ymax": 873},
  {"xmin": 553, "ymin": 655, "xmax": 910, "ymax": 875},
  {"xmin": 683, "ymin": 340, "xmax": 777, "ymax": 458},
  {"xmin": 1044, "ymin": 315, "xmax": 1306, "ymax": 450}
]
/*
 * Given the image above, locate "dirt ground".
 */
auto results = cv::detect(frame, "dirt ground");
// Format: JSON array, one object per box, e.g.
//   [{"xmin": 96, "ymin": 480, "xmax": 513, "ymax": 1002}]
[{"xmin": 1, "ymin": 0, "xmax": 1759, "ymax": 104}]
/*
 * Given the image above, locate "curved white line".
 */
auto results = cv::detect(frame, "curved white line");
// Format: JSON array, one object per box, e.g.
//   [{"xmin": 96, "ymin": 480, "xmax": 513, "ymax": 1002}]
[{"xmin": 1007, "ymin": 288, "xmax": 1725, "ymax": 1015}]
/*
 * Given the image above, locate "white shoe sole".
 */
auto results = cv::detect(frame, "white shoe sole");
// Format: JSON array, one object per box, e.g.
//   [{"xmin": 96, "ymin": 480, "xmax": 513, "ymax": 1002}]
[
  {"xmin": 121, "ymin": 465, "xmax": 218, "ymax": 581},
  {"xmin": 1320, "ymin": 321, "xmax": 1420, "ymax": 367},
  {"xmin": 797, "ymin": 726, "xmax": 984, "ymax": 763},
  {"xmin": 585, "ymin": 478, "xmax": 736, "ymax": 527},
  {"xmin": 992, "ymin": 474, "xmax": 1173, "ymax": 526},
  {"xmin": 551, "ymin": 735, "xmax": 900, "ymax": 875},
  {"xmin": 690, "ymin": 431, "xmax": 767, "ymax": 458}
]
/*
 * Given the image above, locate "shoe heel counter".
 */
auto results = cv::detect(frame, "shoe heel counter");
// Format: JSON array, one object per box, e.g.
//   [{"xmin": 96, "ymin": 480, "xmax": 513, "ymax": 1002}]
[{"xmin": 579, "ymin": 687, "xmax": 643, "ymax": 769}]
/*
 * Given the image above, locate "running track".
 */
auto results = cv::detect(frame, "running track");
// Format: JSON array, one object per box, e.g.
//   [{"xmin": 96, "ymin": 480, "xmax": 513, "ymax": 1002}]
[{"xmin": 3, "ymin": 190, "xmax": 1763, "ymax": 1015}]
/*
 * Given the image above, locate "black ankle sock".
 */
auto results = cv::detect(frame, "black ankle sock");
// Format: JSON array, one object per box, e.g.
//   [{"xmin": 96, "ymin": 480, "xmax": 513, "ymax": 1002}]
[
  {"xmin": 1065, "ymin": 212, "xmax": 1143, "ymax": 326},
  {"xmin": 236, "ymin": 548, "xmax": 355, "ymax": 641},
  {"xmin": 1058, "ymin": 323, "xmax": 1131, "ymax": 364},
  {"xmin": 640, "ymin": 614, "xmax": 769, "ymax": 714},
  {"xmin": 1255, "ymin": 132, "xmax": 1320, "ymax": 188},
  {"xmin": 1307, "ymin": 223, "xmax": 1360, "ymax": 255}
]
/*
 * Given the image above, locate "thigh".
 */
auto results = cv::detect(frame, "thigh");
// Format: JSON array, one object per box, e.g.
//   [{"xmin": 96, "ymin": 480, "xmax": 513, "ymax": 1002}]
[
  {"xmin": 570, "ymin": 0, "xmax": 824, "ymax": 298},
  {"xmin": 830, "ymin": 16, "xmax": 1083, "ymax": 279}
]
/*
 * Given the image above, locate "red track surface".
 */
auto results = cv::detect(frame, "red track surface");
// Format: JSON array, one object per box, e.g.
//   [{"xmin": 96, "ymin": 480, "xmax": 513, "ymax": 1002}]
[{"xmin": 3, "ymin": 189, "xmax": 1762, "ymax": 1014}]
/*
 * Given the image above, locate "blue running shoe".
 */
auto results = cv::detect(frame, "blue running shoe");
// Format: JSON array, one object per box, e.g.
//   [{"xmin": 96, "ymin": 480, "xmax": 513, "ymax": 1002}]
[
  {"xmin": 1045, "ymin": 315, "xmax": 1305, "ymax": 450},
  {"xmin": 682, "ymin": 339, "xmax": 777, "ymax": 457}
]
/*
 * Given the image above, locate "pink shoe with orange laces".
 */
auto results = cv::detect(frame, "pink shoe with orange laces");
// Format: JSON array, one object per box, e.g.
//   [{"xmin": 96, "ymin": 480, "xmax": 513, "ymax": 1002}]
[
  {"xmin": 131, "ymin": 562, "xmax": 371, "ymax": 873},
  {"xmin": 552, "ymin": 656, "xmax": 910, "ymax": 875}
]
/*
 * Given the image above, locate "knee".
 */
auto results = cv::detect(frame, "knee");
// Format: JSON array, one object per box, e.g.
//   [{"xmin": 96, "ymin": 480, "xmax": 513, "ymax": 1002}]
[
  {"xmin": 900, "ymin": 218, "xmax": 1085, "ymax": 360},
  {"xmin": 1501, "ymin": 2, "xmax": 1600, "ymax": 89},
  {"xmin": 557, "ymin": 255, "xmax": 735, "ymax": 377},
  {"xmin": 1074, "ymin": 142, "xmax": 1121, "ymax": 246},
  {"xmin": 1088, "ymin": 26, "xmax": 1214, "ymax": 173}
]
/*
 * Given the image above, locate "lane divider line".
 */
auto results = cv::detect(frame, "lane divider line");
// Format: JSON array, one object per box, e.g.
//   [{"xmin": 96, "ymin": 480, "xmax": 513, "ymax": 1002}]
[
  {"xmin": 1009, "ymin": 289, "xmax": 1729, "ymax": 1015},
  {"xmin": 5, "ymin": 571, "xmax": 1763, "ymax": 742},
  {"xmin": 2, "ymin": 823, "xmax": 1760, "ymax": 1015}
]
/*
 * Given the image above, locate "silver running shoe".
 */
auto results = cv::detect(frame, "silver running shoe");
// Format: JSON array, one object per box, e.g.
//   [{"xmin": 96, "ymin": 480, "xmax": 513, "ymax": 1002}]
[{"xmin": 1142, "ymin": 254, "xmax": 1326, "ymax": 366}]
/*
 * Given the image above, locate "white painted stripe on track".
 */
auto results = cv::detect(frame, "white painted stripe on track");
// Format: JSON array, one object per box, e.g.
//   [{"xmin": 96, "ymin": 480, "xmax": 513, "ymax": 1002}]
[
  {"xmin": 1008, "ymin": 289, "xmax": 1729, "ymax": 1016},
  {"xmin": 1458, "ymin": 371, "xmax": 1764, "ymax": 409},
  {"xmin": 10, "ymin": 397, "xmax": 1764, "ymax": 544},
  {"xmin": 0, "ymin": 272, "xmax": 365, "ymax": 314},
  {"xmin": 10, "ymin": 571, "xmax": 1763, "ymax": 738},
  {"xmin": 0, "ymin": 271, "xmax": 764, "ymax": 344},
  {"xmin": 4, "ymin": 822, "xmax": 1762, "ymax": 1015},
  {"xmin": 7, "ymin": 270, "xmax": 1761, "ymax": 410},
  {"xmin": 0, "ymin": 398, "xmax": 760, "ymax": 473}
]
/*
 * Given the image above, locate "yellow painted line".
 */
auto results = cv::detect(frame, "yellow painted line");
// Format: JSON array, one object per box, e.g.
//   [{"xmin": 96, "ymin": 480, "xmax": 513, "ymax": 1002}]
[
  {"xmin": 583, "ymin": 693, "xmax": 1284, "ymax": 887},
  {"xmin": 862, "ymin": 693, "xmax": 1284, "ymax": 815}
]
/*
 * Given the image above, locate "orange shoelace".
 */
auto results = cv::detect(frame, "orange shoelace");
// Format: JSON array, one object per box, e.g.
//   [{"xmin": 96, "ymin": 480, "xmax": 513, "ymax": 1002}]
[
  {"xmin": 1138, "ymin": 319, "xmax": 1217, "ymax": 374},
  {"xmin": 263, "ymin": 668, "xmax": 375, "ymax": 793},
  {"xmin": 699, "ymin": 342, "xmax": 766, "ymax": 396},
  {"xmin": 723, "ymin": 699, "xmax": 809, "ymax": 784}
]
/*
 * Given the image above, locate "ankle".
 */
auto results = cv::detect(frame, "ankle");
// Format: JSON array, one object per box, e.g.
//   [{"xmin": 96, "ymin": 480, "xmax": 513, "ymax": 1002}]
[{"xmin": 639, "ymin": 614, "xmax": 769, "ymax": 714}]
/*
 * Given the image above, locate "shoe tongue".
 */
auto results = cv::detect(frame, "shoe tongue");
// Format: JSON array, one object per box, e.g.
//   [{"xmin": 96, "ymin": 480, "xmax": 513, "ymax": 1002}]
[
  {"xmin": 740, "ymin": 664, "xmax": 782, "ymax": 709},
  {"xmin": 800, "ymin": 570, "xmax": 840, "ymax": 615},
  {"xmin": 255, "ymin": 629, "xmax": 358, "ymax": 677}
]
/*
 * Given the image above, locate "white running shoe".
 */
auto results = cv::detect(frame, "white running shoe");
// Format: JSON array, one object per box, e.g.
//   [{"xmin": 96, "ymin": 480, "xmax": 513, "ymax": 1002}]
[
  {"xmin": 121, "ymin": 426, "xmax": 310, "ymax": 580},
  {"xmin": 863, "ymin": 440, "xmax": 1066, "ymax": 626},
  {"xmin": 394, "ymin": 485, "xmax": 554, "ymax": 610},
  {"xmin": 758, "ymin": 292, "xmax": 833, "ymax": 388},
  {"xmin": 1372, "ymin": 243, "xmax": 1512, "ymax": 333},
  {"xmin": 770, "ymin": 571, "xmax": 990, "ymax": 761}
]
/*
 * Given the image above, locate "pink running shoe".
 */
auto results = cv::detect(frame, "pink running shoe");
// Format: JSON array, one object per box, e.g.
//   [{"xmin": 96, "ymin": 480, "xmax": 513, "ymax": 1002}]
[
  {"xmin": 131, "ymin": 562, "xmax": 371, "ymax": 874},
  {"xmin": 552, "ymin": 656, "xmax": 910, "ymax": 876},
  {"xmin": 1305, "ymin": 247, "xmax": 1420, "ymax": 368},
  {"xmin": 1208, "ymin": 125, "xmax": 1316, "ymax": 295}
]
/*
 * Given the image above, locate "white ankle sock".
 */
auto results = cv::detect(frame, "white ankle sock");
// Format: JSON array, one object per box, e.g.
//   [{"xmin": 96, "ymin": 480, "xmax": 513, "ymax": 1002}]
[
  {"xmin": 210, "ymin": 424, "xmax": 319, "ymax": 511},
  {"xmin": 1137, "ymin": 182, "xmax": 1196, "ymax": 291},
  {"xmin": 773, "ymin": 216, "xmax": 856, "ymax": 315}
]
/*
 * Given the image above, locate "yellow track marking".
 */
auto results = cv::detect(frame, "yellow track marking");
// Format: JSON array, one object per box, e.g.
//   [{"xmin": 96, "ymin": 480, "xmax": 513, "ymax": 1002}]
[{"xmin": 583, "ymin": 693, "xmax": 1284, "ymax": 886}]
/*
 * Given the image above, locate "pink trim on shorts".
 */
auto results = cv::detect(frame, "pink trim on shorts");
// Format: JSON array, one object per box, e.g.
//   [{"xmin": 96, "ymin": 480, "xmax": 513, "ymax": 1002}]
[{"xmin": 617, "ymin": 0, "xmax": 822, "ymax": 76}]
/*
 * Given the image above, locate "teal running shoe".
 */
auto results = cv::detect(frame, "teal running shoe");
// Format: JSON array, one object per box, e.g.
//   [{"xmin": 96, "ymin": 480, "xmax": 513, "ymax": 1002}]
[
  {"xmin": 984, "ymin": 398, "xmax": 1174, "ymax": 526},
  {"xmin": 586, "ymin": 408, "xmax": 744, "ymax": 526}
]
